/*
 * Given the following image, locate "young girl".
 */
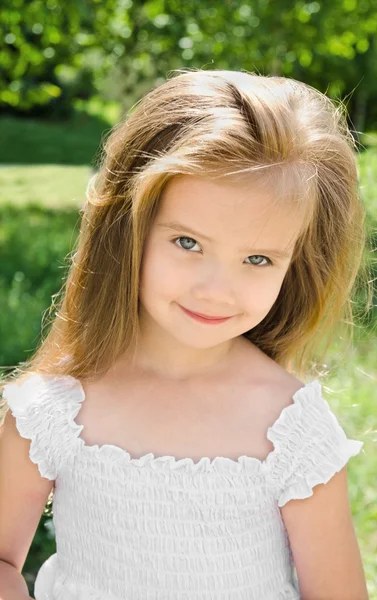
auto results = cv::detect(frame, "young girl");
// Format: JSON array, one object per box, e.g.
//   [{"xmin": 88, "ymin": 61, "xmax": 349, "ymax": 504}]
[{"xmin": 0, "ymin": 69, "xmax": 370, "ymax": 600}]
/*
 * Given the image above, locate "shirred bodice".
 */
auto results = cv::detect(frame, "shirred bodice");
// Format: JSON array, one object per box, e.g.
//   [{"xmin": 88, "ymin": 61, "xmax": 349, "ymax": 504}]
[{"xmin": 3, "ymin": 373, "xmax": 363, "ymax": 599}]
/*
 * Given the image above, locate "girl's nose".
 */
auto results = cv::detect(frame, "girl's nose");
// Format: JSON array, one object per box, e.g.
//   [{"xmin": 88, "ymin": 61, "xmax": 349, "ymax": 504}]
[{"xmin": 191, "ymin": 265, "xmax": 237, "ymax": 306}]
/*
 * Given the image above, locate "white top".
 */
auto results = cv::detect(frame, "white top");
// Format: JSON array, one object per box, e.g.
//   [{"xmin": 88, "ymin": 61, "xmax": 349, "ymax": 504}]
[{"xmin": 3, "ymin": 373, "xmax": 363, "ymax": 600}]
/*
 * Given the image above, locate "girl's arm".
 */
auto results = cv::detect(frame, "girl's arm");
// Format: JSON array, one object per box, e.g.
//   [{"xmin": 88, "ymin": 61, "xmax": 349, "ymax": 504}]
[
  {"xmin": 281, "ymin": 466, "xmax": 369, "ymax": 600},
  {"xmin": 0, "ymin": 409, "xmax": 54, "ymax": 600},
  {"xmin": 0, "ymin": 559, "xmax": 34, "ymax": 600}
]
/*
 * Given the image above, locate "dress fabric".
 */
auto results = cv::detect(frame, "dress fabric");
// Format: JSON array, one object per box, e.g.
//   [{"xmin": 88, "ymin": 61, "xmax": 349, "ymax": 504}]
[{"xmin": 3, "ymin": 373, "xmax": 363, "ymax": 600}]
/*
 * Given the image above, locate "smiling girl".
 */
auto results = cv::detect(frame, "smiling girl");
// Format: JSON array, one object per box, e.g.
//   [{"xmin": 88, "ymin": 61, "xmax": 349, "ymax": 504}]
[{"xmin": 0, "ymin": 69, "xmax": 369, "ymax": 599}]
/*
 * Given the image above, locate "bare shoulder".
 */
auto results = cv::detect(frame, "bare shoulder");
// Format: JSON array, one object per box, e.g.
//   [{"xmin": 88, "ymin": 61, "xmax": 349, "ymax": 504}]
[{"xmin": 237, "ymin": 338, "xmax": 305, "ymax": 422}]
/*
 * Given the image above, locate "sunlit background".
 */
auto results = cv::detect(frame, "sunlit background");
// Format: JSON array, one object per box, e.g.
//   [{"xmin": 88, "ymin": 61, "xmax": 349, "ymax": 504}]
[{"xmin": 0, "ymin": 0, "xmax": 376, "ymax": 596}]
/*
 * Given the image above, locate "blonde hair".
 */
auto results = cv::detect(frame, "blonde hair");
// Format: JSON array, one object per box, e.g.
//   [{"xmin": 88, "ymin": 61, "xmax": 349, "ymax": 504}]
[{"xmin": 0, "ymin": 68, "xmax": 369, "ymax": 394}]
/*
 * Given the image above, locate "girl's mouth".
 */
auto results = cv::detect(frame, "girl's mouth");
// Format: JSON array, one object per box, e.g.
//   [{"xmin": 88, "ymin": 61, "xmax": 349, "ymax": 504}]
[{"xmin": 178, "ymin": 305, "xmax": 233, "ymax": 325}]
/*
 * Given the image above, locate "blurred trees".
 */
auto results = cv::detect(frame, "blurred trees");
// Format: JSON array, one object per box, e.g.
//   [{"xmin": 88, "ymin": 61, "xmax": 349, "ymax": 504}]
[
  {"xmin": 1, "ymin": 0, "xmax": 377, "ymax": 128},
  {"xmin": 0, "ymin": 0, "xmax": 116, "ymax": 116}
]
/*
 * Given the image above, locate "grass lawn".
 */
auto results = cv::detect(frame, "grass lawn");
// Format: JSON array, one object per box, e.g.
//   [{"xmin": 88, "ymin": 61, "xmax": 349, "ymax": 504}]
[
  {"xmin": 0, "ymin": 113, "xmax": 110, "ymax": 166},
  {"xmin": 0, "ymin": 165, "xmax": 92, "ymax": 208},
  {"xmin": 324, "ymin": 336, "xmax": 377, "ymax": 597},
  {"xmin": 0, "ymin": 102, "xmax": 111, "ymax": 207},
  {"xmin": 0, "ymin": 98, "xmax": 120, "ymax": 165},
  {"xmin": 0, "ymin": 110, "xmax": 376, "ymax": 598}
]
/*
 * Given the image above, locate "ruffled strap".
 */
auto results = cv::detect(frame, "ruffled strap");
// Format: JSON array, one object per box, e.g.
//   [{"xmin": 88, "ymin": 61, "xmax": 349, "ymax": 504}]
[
  {"xmin": 2, "ymin": 373, "xmax": 83, "ymax": 480},
  {"xmin": 266, "ymin": 380, "xmax": 364, "ymax": 507}
]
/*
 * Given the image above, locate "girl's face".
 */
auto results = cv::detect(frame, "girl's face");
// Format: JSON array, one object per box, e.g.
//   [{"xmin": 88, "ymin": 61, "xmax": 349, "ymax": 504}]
[{"xmin": 137, "ymin": 174, "xmax": 304, "ymax": 367}]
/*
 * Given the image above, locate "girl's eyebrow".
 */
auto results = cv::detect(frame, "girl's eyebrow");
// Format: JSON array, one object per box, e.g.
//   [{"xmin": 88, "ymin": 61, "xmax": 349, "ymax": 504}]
[{"xmin": 156, "ymin": 221, "xmax": 293, "ymax": 259}]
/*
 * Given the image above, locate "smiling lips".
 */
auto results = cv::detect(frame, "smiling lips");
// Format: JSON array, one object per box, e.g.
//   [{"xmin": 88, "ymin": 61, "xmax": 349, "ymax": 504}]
[{"xmin": 178, "ymin": 305, "xmax": 233, "ymax": 324}]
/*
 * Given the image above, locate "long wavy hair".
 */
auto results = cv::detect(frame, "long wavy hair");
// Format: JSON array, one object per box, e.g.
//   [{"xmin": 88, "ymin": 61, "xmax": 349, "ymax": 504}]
[{"xmin": 0, "ymin": 68, "xmax": 369, "ymax": 396}]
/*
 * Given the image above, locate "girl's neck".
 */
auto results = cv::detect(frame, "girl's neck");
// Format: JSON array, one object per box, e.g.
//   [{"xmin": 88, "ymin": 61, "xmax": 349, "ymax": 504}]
[{"xmin": 113, "ymin": 336, "xmax": 248, "ymax": 383}]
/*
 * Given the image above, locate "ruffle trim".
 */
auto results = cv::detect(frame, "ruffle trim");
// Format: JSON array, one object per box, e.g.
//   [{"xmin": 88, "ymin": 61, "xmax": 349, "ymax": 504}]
[
  {"xmin": 3, "ymin": 376, "xmax": 57, "ymax": 480},
  {"xmin": 277, "ymin": 436, "xmax": 363, "ymax": 507},
  {"xmin": 66, "ymin": 378, "xmax": 325, "ymax": 475},
  {"xmin": 51, "ymin": 376, "xmax": 365, "ymax": 484},
  {"xmin": 2, "ymin": 374, "xmax": 364, "ymax": 486},
  {"xmin": 3, "ymin": 373, "xmax": 85, "ymax": 480},
  {"xmin": 265, "ymin": 380, "xmax": 364, "ymax": 506},
  {"xmin": 62, "ymin": 375, "xmax": 268, "ymax": 475}
]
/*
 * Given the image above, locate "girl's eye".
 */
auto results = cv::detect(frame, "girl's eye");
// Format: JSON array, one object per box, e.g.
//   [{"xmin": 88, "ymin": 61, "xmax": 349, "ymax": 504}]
[
  {"xmin": 173, "ymin": 236, "xmax": 200, "ymax": 252},
  {"xmin": 172, "ymin": 237, "xmax": 272, "ymax": 266},
  {"xmin": 245, "ymin": 255, "xmax": 271, "ymax": 266}
]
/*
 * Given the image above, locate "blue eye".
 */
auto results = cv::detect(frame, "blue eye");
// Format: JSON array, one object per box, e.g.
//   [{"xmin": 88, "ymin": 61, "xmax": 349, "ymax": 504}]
[
  {"xmin": 245, "ymin": 255, "xmax": 271, "ymax": 266},
  {"xmin": 172, "ymin": 237, "xmax": 272, "ymax": 266},
  {"xmin": 173, "ymin": 237, "xmax": 200, "ymax": 252}
]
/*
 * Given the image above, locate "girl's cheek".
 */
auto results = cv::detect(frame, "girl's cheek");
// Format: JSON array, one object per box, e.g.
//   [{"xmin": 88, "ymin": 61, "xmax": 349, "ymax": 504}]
[
  {"xmin": 145, "ymin": 253, "xmax": 185, "ymax": 292},
  {"xmin": 244, "ymin": 274, "xmax": 285, "ymax": 308}
]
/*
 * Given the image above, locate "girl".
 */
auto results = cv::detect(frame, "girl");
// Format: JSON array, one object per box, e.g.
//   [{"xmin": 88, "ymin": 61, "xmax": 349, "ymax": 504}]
[{"xmin": 0, "ymin": 69, "xmax": 370, "ymax": 600}]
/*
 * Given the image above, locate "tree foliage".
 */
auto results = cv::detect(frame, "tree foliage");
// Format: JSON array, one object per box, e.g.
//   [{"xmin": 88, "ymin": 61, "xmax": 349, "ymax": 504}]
[
  {"xmin": 2, "ymin": 0, "xmax": 377, "ymax": 128},
  {"xmin": 0, "ymin": 0, "xmax": 115, "ymax": 114}
]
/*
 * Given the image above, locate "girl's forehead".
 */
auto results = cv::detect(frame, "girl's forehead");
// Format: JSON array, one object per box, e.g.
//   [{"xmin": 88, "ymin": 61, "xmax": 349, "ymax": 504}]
[
  {"xmin": 155, "ymin": 175, "xmax": 306, "ymax": 250},
  {"xmin": 157, "ymin": 174, "xmax": 305, "ymax": 227}
]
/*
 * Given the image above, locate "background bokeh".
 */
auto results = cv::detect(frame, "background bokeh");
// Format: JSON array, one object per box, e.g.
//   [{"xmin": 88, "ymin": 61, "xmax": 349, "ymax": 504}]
[{"xmin": 0, "ymin": 1, "xmax": 376, "ymax": 597}]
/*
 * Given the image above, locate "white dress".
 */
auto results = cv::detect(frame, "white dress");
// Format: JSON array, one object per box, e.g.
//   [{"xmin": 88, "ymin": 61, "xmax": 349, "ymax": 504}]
[{"xmin": 3, "ymin": 373, "xmax": 363, "ymax": 600}]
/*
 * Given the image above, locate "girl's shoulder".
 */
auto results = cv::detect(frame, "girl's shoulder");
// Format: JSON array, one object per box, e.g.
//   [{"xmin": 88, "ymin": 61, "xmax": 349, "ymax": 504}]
[
  {"xmin": 237, "ymin": 342, "xmax": 364, "ymax": 505},
  {"xmin": 2, "ymin": 372, "xmax": 83, "ymax": 480},
  {"xmin": 234, "ymin": 338, "xmax": 305, "ymax": 420}
]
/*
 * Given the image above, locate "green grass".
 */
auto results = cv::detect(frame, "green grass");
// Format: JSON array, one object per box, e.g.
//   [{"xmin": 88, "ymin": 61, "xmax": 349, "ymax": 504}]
[
  {"xmin": 0, "ymin": 100, "xmax": 117, "ymax": 206},
  {"xmin": 0, "ymin": 98, "xmax": 120, "ymax": 166},
  {"xmin": 324, "ymin": 335, "xmax": 377, "ymax": 597},
  {"xmin": 360, "ymin": 131, "xmax": 377, "ymax": 149},
  {"xmin": 0, "ymin": 114, "xmax": 108, "ymax": 165},
  {"xmin": 358, "ymin": 147, "xmax": 377, "ymax": 225},
  {"xmin": 0, "ymin": 165, "xmax": 92, "ymax": 208}
]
